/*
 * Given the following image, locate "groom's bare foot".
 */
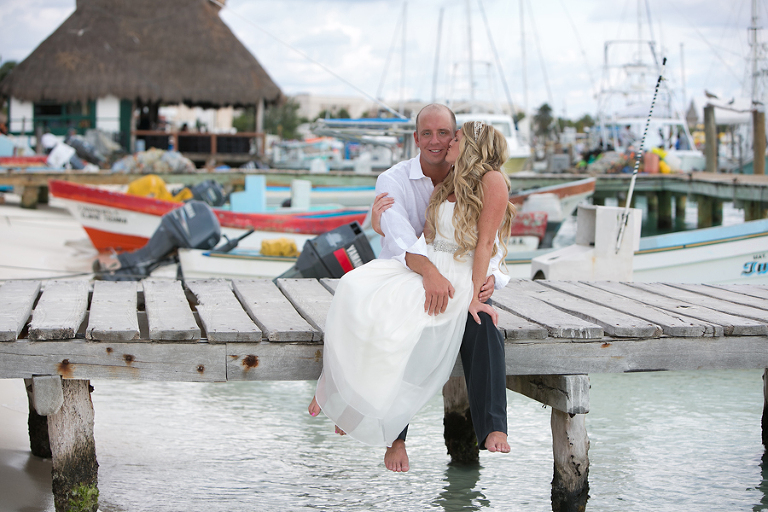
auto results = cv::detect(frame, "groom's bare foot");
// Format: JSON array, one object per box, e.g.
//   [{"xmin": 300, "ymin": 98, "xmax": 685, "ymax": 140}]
[
  {"xmin": 485, "ymin": 431, "xmax": 510, "ymax": 453},
  {"xmin": 308, "ymin": 396, "xmax": 321, "ymax": 417},
  {"xmin": 385, "ymin": 440, "xmax": 409, "ymax": 472}
]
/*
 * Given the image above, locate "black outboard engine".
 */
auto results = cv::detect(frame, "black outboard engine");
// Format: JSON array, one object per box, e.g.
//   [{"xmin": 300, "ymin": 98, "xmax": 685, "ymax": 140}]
[
  {"xmin": 97, "ymin": 201, "xmax": 221, "ymax": 281},
  {"xmin": 276, "ymin": 222, "xmax": 375, "ymax": 280},
  {"xmin": 190, "ymin": 180, "xmax": 226, "ymax": 207}
]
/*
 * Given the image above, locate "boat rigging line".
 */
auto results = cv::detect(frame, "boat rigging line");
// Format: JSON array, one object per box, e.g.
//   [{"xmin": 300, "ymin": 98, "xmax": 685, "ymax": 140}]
[
  {"xmin": 615, "ymin": 57, "xmax": 667, "ymax": 254},
  {"xmin": 208, "ymin": 0, "xmax": 407, "ymax": 119}
]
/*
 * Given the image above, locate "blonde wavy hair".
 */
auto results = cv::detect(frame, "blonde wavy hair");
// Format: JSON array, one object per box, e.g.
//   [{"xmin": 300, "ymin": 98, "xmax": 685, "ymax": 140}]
[{"xmin": 424, "ymin": 121, "xmax": 517, "ymax": 262}]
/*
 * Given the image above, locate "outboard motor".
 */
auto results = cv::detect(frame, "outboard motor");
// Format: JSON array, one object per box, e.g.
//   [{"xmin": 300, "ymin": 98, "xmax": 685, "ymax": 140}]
[
  {"xmin": 190, "ymin": 180, "xmax": 226, "ymax": 207},
  {"xmin": 97, "ymin": 200, "xmax": 221, "ymax": 281},
  {"xmin": 276, "ymin": 222, "xmax": 375, "ymax": 280}
]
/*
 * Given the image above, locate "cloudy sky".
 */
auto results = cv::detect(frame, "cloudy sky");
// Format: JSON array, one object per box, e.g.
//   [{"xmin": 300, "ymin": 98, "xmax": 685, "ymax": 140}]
[{"xmin": 0, "ymin": 0, "xmax": 762, "ymax": 118}]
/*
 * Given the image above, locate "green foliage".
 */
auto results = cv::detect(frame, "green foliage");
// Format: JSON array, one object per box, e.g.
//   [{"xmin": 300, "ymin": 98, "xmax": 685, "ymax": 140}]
[
  {"xmin": 67, "ymin": 483, "xmax": 99, "ymax": 512},
  {"xmin": 315, "ymin": 107, "xmax": 351, "ymax": 121},
  {"xmin": 533, "ymin": 103, "xmax": 554, "ymax": 138},
  {"xmin": 264, "ymin": 99, "xmax": 305, "ymax": 140}
]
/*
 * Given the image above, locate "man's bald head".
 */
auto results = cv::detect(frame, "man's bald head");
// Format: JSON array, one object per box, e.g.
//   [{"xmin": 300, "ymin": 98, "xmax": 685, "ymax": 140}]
[{"xmin": 415, "ymin": 104, "xmax": 456, "ymax": 133}]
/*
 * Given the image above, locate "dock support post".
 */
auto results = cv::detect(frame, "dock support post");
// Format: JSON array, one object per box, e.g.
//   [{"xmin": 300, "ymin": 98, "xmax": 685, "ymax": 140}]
[
  {"xmin": 25, "ymin": 378, "xmax": 52, "ymax": 458},
  {"xmin": 442, "ymin": 376, "xmax": 479, "ymax": 464},
  {"xmin": 48, "ymin": 379, "xmax": 99, "ymax": 512},
  {"xmin": 745, "ymin": 200, "xmax": 768, "ymax": 221},
  {"xmin": 754, "ymin": 108, "xmax": 765, "ymax": 176},
  {"xmin": 21, "ymin": 186, "xmax": 40, "ymax": 209},
  {"xmin": 657, "ymin": 190, "xmax": 673, "ymax": 229},
  {"xmin": 551, "ymin": 410, "xmax": 590, "ymax": 512},
  {"xmin": 704, "ymin": 105, "xmax": 717, "ymax": 173},
  {"xmin": 696, "ymin": 195, "xmax": 714, "ymax": 228},
  {"xmin": 762, "ymin": 369, "xmax": 768, "ymax": 448},
  {"xmin": 675, "ymin": 194, "xmax": 687, "ymax": 224}
]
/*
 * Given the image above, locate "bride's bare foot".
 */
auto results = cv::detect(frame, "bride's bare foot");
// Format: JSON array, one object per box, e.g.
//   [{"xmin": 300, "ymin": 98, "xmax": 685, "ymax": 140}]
[
  {"xmin": 308, "ymin": 396, "xmax": 321, "ymax": 417},
  {"xmin": 334, "ymin": 425, "xmax": 346, "ymax": 436},
  {"xmin": 485, "ymin": 431, "xmax": 510, "ymax": 453},
  {"xmin": 385, "ymin": 440, "xmax": 409, "ymax": 472}
]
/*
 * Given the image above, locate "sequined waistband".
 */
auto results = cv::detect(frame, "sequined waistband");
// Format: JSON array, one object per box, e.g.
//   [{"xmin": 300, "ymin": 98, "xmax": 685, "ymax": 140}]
[{"xmin": 430, "ymin": 240, "xmax": 460, "ymax": 253}]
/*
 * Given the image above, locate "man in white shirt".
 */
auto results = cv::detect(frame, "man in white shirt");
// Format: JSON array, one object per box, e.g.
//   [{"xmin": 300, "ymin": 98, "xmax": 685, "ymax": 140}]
[{"xmin": 371, "ymin": 104, "xmax": 510, "ymax": 472}]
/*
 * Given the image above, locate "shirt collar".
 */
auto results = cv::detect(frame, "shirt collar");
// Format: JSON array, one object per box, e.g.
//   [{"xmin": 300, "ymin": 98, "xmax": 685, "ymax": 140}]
[{"xmin": 408, "ymin": 156, "xmax": 428, "ymax": 181}]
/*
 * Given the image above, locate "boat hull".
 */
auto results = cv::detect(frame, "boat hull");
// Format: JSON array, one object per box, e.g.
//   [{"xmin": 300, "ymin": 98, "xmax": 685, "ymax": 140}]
[{"xmin": 49, "ymin": 180, "xmax": 368, "ymax": 252}]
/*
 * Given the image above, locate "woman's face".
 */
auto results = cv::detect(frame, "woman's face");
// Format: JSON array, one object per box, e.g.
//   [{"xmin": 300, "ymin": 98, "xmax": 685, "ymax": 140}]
[{"xmin": 445, "ymin": 129, "xmax": 463, "ymax": 165}]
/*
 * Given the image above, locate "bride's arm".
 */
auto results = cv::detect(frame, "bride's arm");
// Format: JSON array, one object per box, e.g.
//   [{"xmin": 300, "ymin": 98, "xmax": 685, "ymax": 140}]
[{"xmin": 469, "ymin": 170, "xmax": 508, "ymax": 325}]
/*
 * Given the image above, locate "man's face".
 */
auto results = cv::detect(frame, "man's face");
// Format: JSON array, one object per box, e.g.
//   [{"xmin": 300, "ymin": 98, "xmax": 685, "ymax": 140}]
[{"xmin": 414, "ymin": 109, "xmax": 455, "ymax": 168}]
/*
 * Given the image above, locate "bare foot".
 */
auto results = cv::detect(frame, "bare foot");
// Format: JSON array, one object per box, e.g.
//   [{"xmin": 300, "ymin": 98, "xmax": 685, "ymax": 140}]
[
  {"xmin": 308, "ymin": 396, "xmax": 321, "ymax": 417},
  {"xmin": 334, "ymin": 425, "xmax": 346, "ymax": 436},
  {"xmin": 384, "ymin": 440, "xmax": 409, "ymax": 472},
  {"xmin": 485, "ymin": 431, "xmax": 510, "ymax": 453}
]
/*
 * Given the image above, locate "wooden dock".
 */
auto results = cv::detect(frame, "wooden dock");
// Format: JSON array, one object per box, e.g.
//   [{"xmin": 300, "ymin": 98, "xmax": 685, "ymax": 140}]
[{"xmin": 2, "ymin": 277, "xmax": 768, "ymax": 511}]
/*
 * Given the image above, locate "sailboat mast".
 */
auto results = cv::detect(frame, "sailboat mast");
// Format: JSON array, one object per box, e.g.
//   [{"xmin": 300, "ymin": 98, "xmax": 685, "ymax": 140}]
[
  {"xmin": 399, "ymin": 2, "xmax": 407, "ymax": 116},
  {"xmin": 466, "ymin": 0, "xmax": 475, "ymax": 102},
  {"xmin": 520, "ymin": 0, "xmax": 528, "ymax": 118},
  {"xmin": 431, "ymin": 7, "xmax": 444, "ymax": 103},
  {"xmin": 750, "ymin": 0, "xmax": 760, "ymax": 104}
]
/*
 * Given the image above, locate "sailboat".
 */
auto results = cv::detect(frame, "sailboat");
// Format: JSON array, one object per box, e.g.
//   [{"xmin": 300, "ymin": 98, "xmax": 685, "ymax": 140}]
[
  {"xmin": 592, "ymin": 1, "xmax": 705, "ymax": 172},
  {"xmin": 434, "ymin": 0, "xmax": 532, "ymax": 174}
]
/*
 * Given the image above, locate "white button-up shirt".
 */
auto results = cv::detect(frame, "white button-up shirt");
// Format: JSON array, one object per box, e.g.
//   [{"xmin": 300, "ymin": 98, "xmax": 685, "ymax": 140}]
[{"xmin": 375, "ymin": 156, "xmax": 510, "ymax": 290}]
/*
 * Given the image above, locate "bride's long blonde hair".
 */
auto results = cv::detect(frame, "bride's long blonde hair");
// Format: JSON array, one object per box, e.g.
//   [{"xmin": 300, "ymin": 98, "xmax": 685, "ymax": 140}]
[{"xmin": 424, "ymin": 121, "xmax": 516, "ymax": 261}]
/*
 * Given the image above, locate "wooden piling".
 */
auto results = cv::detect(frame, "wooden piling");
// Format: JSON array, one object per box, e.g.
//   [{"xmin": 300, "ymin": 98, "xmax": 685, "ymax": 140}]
[
  {"xmin": 24, "ymin": 378, "xmax": 52, "ymax": 458},
  {"xmin": 675, "ymin": 194, "xmax": 687, "ymax": 223},
  {"xmin": 657, "ymin": 190, "xmax": 673, "ymax": 229},
  {"xmin": 696, "ymin": 195, "xmax": 714, "ymax": 228},
  {"xmin": 745, "ymin": 200, "xmax": 768, "ymax": 221},
  {"xmin": 551, "ymin": 410, "xmax": 590, "ymax": 512},
  {"xmin": 763, "ymin": 369, "xmax": 768, "ymax": 448},
  {"xmin": 21, "ymin": 186, "xmax": 40, "ymax": 209},
  {"xmin": 48, "ymin": 379, "xmax": 99, "ymax": 512},
  {"xmin": 704, "ymin": 105, "xmax": 717, "ymax": 173},
  {"xmin": 442, "ymin": 376, "xmax": 479, "ymax": 464},
  {"xmin": 754, "ymin": 108, "xmax": 766, "ymax": 176}
]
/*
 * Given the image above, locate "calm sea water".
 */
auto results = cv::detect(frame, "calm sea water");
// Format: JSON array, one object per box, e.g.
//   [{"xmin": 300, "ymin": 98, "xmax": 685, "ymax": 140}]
[{"xmin": 90, "ymin": 370, "xmax": 767, "ymax": 512}]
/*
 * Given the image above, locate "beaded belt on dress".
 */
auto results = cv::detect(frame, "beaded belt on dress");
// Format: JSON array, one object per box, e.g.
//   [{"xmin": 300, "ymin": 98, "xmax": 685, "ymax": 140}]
[{"xmin": 431, "ymin": 240, "xmax": 460, "ymax": 253}]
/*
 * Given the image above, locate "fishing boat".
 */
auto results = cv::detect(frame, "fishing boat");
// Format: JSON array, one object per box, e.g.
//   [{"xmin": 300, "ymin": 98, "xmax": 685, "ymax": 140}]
[
  {"xmin": 176, "ymin": 210, "xmax": 550, "ymax": 280},
  {"xmin": 504, "ymin": 216, "xmax": 768, "ymax": 284},
  {"xmin": 48, "ymin": 179, "xmax": 369, "ymax": 252},
  {"xmin": 455, "ymin": 113, "xmax": 531, "ymax": 174}
]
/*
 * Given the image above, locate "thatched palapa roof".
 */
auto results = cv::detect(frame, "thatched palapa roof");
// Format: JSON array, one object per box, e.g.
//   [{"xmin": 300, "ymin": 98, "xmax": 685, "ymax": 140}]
[{"xmin": 0, "ymin": 0, "xmax": 282, "ymax": 108}]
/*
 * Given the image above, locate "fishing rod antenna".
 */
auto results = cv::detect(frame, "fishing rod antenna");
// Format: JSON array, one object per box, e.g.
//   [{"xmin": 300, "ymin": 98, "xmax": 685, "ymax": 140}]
[{"xmin": 615, "ymin": 56, "xmax": 667, "ymax": 254}]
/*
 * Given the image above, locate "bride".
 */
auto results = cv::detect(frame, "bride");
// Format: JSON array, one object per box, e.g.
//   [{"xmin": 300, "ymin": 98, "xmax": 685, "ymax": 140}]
[{"xmin": 308, "ymin": 120, "xmax": 515, "ymax": 451}]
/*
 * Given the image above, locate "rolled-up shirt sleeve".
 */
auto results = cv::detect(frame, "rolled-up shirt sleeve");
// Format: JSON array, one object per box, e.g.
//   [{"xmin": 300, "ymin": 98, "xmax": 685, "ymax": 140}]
[
  {"xmin": 488, "ymin": 240, "xmax": 510, "ymax": 289},
  {"xmin": 376, "ymin": 173, "xmax": 429, "ymax": 266}
]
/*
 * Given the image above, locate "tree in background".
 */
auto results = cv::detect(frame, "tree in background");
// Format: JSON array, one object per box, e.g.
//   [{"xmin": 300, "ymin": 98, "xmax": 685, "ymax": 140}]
[
  {"xmin": 0, "ymin": 60, "xmax": 17, "ymax": 125},
  {"xmin": 234, "ymin": 98, "xmax": 306, "ymax": 140},
  {"xmin": 315, "ymin": 107, "xmax": 350, "ymax": 120},
  {"xmin": 533, "ymin": 103, "xmax": 554, "ymax": 139}
]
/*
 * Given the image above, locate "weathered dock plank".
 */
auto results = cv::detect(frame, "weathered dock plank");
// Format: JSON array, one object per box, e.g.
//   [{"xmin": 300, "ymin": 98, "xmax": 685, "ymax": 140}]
[
  {"xmin": 185, "ymin": 279, "xmax": 261, "ymax": 342},
  {"xmin": 276, "ymin": 278, "xmax": 335, "ymax": 333},
  {"xmin": 669, "ymin": 283, "xmax": 768, "ymax": 311},
  {"xmin": 509, "ymin": 280, "xmax": 662, "ymax": 338},
  {"xmin": 0, "ymin": 280, "xmax": 40, "ymax": 341},
  {"xmin": 494, "ymin": 283, "xmax": 604, "ymax": 339},
  {"xmin": 588, "ymin": 281, "xmax": 767, "ymax": 336},
  {"xmin": 543, "ymin": 281, "xmax": 721, "ymax": 337},
  {"xmin": 0, "ymin": 341, "xmax": 226, "ymax": 381},
  {"xmin": 142, "ymin": 279, "xmax": 201, "ymax": 341},
  {"xmin": 86, "ymin": 281, "xmax": 140, "ymax": 342},
  {"xmin": 629, "ymin": 282, "xmax": 768, "ymax": 324},
  {"xmin": 29, "ymin": 280, "xmax": 89, "ymax": 341},
  {"xmin": 227, "ymin": 342, "xmax": 323, "ymax": 381},
  {"xmin": 232, "ymin": 279, "xmax": 318, "ymax": 341},
  {"xmin": 712, "ymin": 284, "xmax": 768, "ymax": 301}
]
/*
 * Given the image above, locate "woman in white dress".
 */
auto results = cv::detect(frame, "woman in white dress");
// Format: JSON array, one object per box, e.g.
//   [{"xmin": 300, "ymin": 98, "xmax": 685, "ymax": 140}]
[{"xmin": 308, "ymin": 121, "xmax": 515, "ymax": 452}]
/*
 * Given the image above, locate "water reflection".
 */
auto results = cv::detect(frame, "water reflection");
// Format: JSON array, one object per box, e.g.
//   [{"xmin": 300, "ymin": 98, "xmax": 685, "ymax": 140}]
[
  {"xmin": 432, "ymin": 463, "xmax": 489, "ymax": 511},
  {"xmin": 752, "ymin": 450, "xmax": 768, "ymax": 512}
]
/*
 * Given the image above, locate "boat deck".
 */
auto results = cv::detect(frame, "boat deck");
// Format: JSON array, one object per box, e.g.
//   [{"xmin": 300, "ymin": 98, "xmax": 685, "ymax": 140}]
[{"xmin": 2, "ymin": 278, "xmax": 767, "ymax": 381}]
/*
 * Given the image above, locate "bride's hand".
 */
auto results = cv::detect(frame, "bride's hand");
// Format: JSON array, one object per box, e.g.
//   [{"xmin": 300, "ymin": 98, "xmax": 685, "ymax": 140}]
[{"xmin": 469, "ymin": 297, "xmax": 498, "ymax": 326}]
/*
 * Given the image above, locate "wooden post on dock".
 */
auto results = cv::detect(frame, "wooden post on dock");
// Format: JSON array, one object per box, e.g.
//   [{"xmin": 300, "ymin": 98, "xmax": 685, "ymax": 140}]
[
  {"xmin": 47, "ymin": 379, "xmax": 99, "ymax": 512},
  {"xmin": 704, "ymin": 105, "xmax": 717, "ymax": 173},
  {"xmin": 442, "ymin": 376, "xmax": 479, "ymax": 464},
  {"xmin": 551, "ymin": 410, "xmax": 590, "ymax": 512},
  {"xmin": 675, "ymin": 194, "xmax": 687, "ymax": 223},
  {"xmin": 754, "ymin": 108, "xmax": 766, "ymax": 176},
  {"xmin": 657, "ymin": 190, "xmax": 673, "ymax": 229},
  {"xmin": 763, "ymin": 369, "xmax": 768, "ymax": 448},
  {"xmin": 696, "ymin": 195, "xmax": 714, "ymax": 228}
]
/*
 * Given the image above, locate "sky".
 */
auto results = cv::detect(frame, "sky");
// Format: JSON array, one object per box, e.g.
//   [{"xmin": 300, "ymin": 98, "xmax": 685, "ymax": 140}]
[{"xmin": 0, "ymin": 0, "xmax": 763, "ymax": 119}]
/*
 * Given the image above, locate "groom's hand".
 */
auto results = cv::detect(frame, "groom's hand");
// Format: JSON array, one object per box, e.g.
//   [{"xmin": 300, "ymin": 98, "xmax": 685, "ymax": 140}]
[
  {"xmin": 423, "ymin": 266, "xmax": 455, "ymax": 316},
  {"xmin": 479, "ymin": 275, "xmax": 495, "ymax": 303}
]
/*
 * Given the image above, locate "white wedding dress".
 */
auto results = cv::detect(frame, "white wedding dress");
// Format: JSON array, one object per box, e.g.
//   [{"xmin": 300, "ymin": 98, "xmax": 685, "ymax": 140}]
[{"xmin": 314, "ymin": 200, "xmax": 478, "ymax": 447}]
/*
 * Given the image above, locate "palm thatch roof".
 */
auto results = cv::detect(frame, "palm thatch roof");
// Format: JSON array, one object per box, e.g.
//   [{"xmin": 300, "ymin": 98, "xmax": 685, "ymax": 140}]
[{"xmin": 0, "ymin": 0, "xmax": 282, "ymax": 108}]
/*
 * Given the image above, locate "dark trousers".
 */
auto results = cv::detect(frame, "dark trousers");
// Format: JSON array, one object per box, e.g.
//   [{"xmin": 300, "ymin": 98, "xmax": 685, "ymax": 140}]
[{"xmin": 396, "ymin": 300, "xmax": 508, "ymax": 448}]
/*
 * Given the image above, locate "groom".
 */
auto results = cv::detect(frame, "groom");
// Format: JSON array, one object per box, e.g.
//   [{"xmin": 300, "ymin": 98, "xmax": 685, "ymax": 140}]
[{"xmin": 370, "ymin": 103, "xmax": 510, "ymax": 472}]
